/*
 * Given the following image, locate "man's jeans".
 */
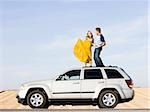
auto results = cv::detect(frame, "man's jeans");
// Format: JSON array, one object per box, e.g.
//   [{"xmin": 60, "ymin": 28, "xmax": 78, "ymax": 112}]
[{"xmin": 94, "ymin": 48, "xmax": 104, "ymax": 67}]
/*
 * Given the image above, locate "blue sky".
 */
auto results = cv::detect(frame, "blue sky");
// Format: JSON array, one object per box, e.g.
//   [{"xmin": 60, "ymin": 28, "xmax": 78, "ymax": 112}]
[{"xmin": 0, "ymin": 0, "xmax": 149, "ymax": 89}]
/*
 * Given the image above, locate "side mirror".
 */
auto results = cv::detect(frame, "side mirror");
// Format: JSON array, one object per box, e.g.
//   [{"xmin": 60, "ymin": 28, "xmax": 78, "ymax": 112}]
[
  {"xmin": 56, "ymin": 78, "xmax": 61, "ymax": 81},
  {"xmin": 56, "ymin": 75, "xmax": 62, "ymax": 81}
]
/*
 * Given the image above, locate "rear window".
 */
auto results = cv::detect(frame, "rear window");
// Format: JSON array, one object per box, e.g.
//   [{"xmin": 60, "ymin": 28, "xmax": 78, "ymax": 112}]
[
  {"xmin": 121, "ymin": 68, "xmax": 132, "ymax": 80},
  {"xmin": 84, "ymin": 69, "xmax": 103, "ymax": 79},
  {"xmin": 105, "ymin": 69, "xmax": 124, "ymax": 79}
]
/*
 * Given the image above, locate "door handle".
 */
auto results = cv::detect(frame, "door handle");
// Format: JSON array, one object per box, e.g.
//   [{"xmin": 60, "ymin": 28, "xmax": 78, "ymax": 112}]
[
  {"xmin": 73, "ymin": 82, "xmax": 80, "ymax": 84},
  {"xmin": 98, "ymin": 81, "xmax": 104, "ymax": 84}
]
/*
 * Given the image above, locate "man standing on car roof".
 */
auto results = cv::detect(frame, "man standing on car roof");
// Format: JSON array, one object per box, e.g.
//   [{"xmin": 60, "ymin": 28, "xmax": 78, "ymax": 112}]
[{"xmin": 93, "ymin": 27, "xmax": 106, "ymax": 67}]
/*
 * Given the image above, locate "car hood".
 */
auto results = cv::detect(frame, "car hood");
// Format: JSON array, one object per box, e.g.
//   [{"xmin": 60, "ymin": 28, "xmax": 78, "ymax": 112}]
[{"xmin": 22, "ymin": 79, "xmax": 53, "ymax": 87}]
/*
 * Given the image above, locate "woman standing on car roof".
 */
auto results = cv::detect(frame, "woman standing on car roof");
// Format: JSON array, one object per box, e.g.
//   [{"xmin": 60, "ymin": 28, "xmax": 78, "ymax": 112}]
[{"xmin": 83, "ymin": 31, "xmax": 94, "ymax": 67}]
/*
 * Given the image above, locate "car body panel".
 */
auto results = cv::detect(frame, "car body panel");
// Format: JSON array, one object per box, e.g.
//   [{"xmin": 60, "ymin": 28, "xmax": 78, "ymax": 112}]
[{"xmin": 51, "ymin": 80, "xmax": 81, "ymax": 98}]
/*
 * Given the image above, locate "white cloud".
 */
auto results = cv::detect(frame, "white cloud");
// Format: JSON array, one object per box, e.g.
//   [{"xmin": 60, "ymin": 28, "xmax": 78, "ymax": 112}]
[
  {"xmin": 36, "ymin": 15, "xmax": 147, "ymax": 54},
  {"xmin": 36, "ymin": 36, "xmax": 77, "ymax": 52},
  {"xmin": 1, "ymin": 65, "xmax": 33, "ymax": 76},
  {"xmin": 103, "ymin": 46, "xmax": 147, "ymax": 65},
  {"xmin": 101, "ymin": 15, "xmax": 148, "ymax": 87},
  {"xmin": 125, "ymin": 15, "xmax": 147, "ymax": 32},
  {"xmin": 104, "ymin": 15, "xmax": 147, "ymax": 46},
  {"xmin": 35, "ymin": 15, "xmax": 147, "ymax": 52},
  {"xmin": 106, "ymin": 15, "xmax": 147, "ymax": 33},
  {"xmin": 102, "ymin": 48, "xmax": 148, "ymax": 87}
]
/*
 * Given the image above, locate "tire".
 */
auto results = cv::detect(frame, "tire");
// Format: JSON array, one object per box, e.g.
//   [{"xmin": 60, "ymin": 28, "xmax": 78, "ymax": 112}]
[
  {"xmin": 98, "ymin": 90, "xmax": 119, "ymax": 108},
  {"xmin": 27, "ymin": 90, "xmax": 49, "ymax": 109}
]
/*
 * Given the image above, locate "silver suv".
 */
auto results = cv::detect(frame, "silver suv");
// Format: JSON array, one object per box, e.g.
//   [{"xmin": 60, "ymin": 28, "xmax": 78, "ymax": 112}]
[{"xmin": 16, "ymin": 66, "xmax": 134, "ymax": 109}]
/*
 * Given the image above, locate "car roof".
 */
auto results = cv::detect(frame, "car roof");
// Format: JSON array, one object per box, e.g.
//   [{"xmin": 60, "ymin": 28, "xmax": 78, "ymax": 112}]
[{"xmin": 70, "ymin": 66, "xmax": 121, "ymax": 70}]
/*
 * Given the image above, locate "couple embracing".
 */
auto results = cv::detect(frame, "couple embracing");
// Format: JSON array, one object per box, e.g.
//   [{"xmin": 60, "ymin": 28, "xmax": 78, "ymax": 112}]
[{"xmin": 83, "ymin": 27, "xmax": 106, "ymax": 67}]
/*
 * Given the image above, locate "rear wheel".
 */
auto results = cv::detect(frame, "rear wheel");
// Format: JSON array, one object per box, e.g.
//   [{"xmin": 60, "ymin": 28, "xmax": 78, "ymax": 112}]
[
  {"xmin": 98, "ymin": 90, "xmax": 119, "ymax": 108},
  {"xmin": 27, "ymin": 90, "xmax": 49, "ymax": 109}
]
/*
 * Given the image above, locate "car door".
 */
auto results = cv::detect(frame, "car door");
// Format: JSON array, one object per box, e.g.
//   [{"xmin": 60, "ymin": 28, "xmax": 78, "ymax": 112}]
[
  {"xmin": 52, "ymin": 69, "xmax": 81, "ymax": 99},
  {"xmin": 81, "ymin": 68, "xmax": 105, "ymax": 98}
]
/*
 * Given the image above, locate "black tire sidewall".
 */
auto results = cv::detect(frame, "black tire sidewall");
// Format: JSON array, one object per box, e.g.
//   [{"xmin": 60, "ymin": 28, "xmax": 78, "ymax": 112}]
[
  {"xmin": 98, "ymin": 90, "xmax": 119, "ymax": 108},
  {"xmin": 27, "ymin": 90, "xmax": 48, "ymax": 108}
]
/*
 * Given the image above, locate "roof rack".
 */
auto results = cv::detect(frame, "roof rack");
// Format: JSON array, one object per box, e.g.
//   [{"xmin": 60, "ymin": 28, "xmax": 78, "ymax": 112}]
[
  {"xmin": 82, "ymin": 65, "xmax": 119, "ymax": 68},
  {"xmin": 106, "ymin": 65, "xmax": 119, "ymax": 67}
]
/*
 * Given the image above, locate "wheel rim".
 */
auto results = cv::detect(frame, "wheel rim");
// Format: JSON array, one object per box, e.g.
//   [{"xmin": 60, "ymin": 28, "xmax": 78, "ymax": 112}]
[
  {"xmin": 102, "ymin": 93, "xmax": 116, "ymax": 107},
  {"xmin": 30, "ymin": 93, "xmax": 44, "ymax": 107}
]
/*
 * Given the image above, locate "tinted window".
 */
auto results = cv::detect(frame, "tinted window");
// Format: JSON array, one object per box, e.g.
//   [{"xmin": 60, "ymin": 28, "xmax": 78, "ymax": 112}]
[
  {"xmin": 84, "ymin": 69, "xmax": 103, "ymax": 79},
  {"xmin": 121, "ymin": 68, "xmax": 132, "ymax": 80},
  {"xmin": 105, "ymin": 69, "xmax": 124, "ymax": 79},
  {"xmin": 60, "ymin": 70, "xmax": 81, "ymax": 80}
]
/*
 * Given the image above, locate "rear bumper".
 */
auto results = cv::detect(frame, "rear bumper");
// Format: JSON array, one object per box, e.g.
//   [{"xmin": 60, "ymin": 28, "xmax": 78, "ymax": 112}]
[
  {"xmin": 121, "ymin": 89, "xmax": 134, "ymax": 103},
  {"xmin": 121, "ymin": 97, "xmax": 133, "ymax": 103},
  {"xmin": 16, "ymin": 95, "xmax": 27, "ymax": 105},
  {"xmin": 123, "ymin": 89, "xmax": 134, "ymax": 98}
]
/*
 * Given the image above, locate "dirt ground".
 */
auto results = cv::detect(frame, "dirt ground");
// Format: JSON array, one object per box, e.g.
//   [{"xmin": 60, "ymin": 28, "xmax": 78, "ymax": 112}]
[{"xmin": 0, "ymin": 88, "xmax": 150, "ymax": 109}]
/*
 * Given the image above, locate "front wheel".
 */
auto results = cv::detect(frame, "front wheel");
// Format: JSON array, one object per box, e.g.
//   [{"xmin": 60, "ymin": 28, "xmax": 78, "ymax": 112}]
[
  {"xmin": 98, "ymin": 90, "xmax": 119, "ymax": 108},
  {"xmin": 27, "ymin": 90, "xmax": 49, "ymax": 109}
]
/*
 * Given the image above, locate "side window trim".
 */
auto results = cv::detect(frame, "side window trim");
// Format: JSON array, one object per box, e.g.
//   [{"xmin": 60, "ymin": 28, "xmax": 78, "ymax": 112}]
[{"xmin": 101, "ymin": 68, "xmax": 107, "ymax": 79}]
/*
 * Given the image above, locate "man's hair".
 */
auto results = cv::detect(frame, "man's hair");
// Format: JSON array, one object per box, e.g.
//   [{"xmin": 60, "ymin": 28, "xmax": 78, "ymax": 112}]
[{"xmin": 96, "ymin": 27, "xmax": 101, "ymax": 33}]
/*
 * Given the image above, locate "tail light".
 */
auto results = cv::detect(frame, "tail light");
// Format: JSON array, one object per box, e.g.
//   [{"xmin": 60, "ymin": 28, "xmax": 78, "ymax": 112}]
[{"xmin": 125, "ymin": 80, "xmax": 133, "ymax": 89}]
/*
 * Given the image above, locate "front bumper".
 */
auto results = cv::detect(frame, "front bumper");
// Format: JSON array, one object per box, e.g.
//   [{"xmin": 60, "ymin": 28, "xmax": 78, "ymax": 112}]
[{"xmin": 16, "ymin": 95, "xmax": 27, "ymax": 105}]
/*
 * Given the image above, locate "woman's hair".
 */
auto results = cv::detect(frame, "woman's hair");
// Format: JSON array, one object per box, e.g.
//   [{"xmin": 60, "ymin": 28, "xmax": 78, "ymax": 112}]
[
  {"xmin": 86, "ymin": 31, "xmax": 93, "ymax": 38},
  {"xmin": 86, "ymin": 31, "xmax": 94, "ymax": 43}
]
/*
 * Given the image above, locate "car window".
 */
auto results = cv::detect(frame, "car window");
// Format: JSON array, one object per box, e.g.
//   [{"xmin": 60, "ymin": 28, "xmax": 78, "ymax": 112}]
[
  {"xmin": 105, "ymin": 69, "xmax": 124, "ymax": 79},
  {"xmin": 121, "ymin": 68, "xmax": 132, "ymax": 80},
  {"xmin": 58, "ymin": 70, "xmax": 81, "ymax": 81},
  {"xmin": 84, "ymin": 69, "xmax": 103, "ymax": 79}
]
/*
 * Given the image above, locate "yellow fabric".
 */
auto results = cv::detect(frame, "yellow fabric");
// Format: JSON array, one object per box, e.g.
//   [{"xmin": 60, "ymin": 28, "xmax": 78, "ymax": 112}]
[{"xmin": 73, "ymin": 38, "xmax": 92, "ymax": 63}]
